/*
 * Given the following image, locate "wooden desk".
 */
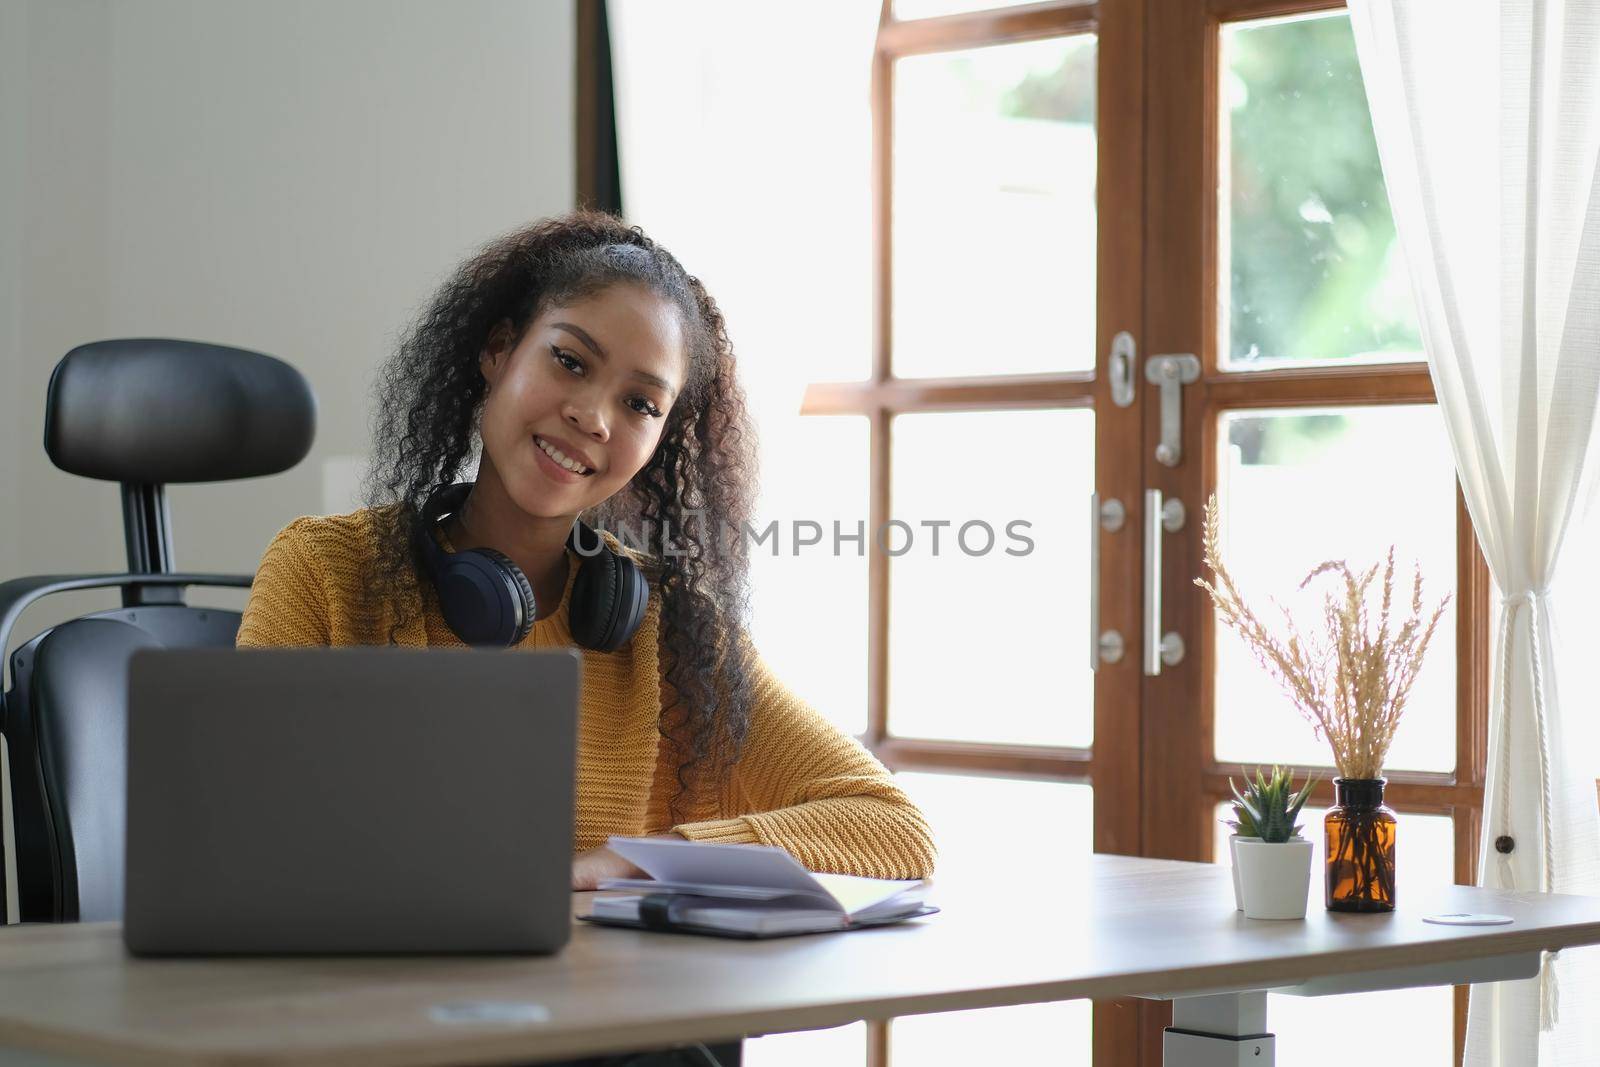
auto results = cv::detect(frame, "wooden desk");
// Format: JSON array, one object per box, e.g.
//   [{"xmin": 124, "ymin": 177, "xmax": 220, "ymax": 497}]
[{"xmin": 2, "ymin": 855, "xmax": 1598, "ymax": 1066}]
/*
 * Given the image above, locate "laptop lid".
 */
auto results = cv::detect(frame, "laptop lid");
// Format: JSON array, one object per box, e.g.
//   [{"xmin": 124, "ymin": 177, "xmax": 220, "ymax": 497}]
[{"xmin": 124, "ymin": 647, "xmax": 578, "ymax": 955}]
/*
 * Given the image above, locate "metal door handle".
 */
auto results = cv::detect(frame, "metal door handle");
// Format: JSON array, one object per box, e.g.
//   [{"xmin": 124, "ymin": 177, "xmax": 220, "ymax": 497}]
[
  {"xmin": 1090, "ymin": 494, "xmax": 1126, "ymax": 670},
  {"xmin": 1143, "ymin": 489, "xmax": 1187, "ymax": 675}
]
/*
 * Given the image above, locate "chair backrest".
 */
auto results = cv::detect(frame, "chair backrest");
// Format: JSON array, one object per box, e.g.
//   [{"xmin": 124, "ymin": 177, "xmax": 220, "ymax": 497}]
[
  {"xmin": 8, "ymin": 609, "xmax": 244, "ymax": 922},
  {"xmin": 1, "ymin": 337, "xmax": 314, "ymax": 925}
]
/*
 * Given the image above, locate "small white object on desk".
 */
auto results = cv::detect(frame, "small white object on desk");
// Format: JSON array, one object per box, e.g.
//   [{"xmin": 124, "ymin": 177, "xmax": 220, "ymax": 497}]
[
  {"xmin": 1232, "ymin": 837, "xmax": 1313, "ymax": 920},
  {"xmin": 1423, "ymin": 913, "xmax": 1514, "ymax": 926}
]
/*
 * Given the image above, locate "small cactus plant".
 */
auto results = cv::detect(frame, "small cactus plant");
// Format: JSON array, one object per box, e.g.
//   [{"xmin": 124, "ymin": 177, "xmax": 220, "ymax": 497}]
[{"xmin": 1225, "ymin": 766, "xmax": 1317, "ymax": 844}]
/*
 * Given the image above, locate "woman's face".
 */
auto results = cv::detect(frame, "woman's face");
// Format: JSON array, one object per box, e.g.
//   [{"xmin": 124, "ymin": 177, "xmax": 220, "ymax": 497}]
[{"xmin": 478, "ymin": 282, "xmax": 687, "ymax": 520}]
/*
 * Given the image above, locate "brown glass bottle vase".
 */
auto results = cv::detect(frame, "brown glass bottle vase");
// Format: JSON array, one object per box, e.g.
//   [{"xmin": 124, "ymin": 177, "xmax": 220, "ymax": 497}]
[{"xmin": 1324, "ymin": 777, "xmax": 1396, "ymax": 913}]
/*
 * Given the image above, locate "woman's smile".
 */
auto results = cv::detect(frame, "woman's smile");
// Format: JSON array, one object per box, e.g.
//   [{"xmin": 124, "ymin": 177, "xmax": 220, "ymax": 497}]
[{"xmin": 532, "ymin": 433, "xmax": 597, "ymax": 480}]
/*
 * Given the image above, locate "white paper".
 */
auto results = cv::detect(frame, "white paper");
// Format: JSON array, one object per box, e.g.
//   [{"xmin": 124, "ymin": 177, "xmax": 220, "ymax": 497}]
[{"xmin": 602, "ymin": 836, "xmax": 925, "ymax": 919}]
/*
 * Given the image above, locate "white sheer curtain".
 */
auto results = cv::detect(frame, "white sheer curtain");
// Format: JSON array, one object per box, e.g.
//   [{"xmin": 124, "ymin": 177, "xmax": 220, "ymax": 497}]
[
  {"xmin": 1348, "ymin": 1, "xmax": 1600, "ymax": 1062},
  {"xmin": 609, "ymin": 1, "xmax": 880, "ymax": 733}
]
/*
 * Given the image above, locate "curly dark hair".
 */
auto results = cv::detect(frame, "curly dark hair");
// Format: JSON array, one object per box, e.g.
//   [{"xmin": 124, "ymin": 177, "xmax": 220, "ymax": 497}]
[{"xmin": 364, "ymin": 211, "xmax": 759, "ymax": 816}]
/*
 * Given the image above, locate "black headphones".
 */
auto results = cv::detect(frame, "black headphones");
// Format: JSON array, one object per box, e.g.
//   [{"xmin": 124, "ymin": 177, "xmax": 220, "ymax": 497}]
[{"xmin": 412, "ymin": 482, "xmax": 649, "ymax": 651}]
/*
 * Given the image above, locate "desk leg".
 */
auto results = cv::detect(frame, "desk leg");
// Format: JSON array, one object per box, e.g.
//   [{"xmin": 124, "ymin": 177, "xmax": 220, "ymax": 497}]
[{"xmin": 1164, "ymin": 992, "xmax": 1275, "ymax": 1066}]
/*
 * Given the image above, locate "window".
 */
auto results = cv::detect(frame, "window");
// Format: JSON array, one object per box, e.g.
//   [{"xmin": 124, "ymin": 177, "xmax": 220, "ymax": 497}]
[
  {"xmin": 816, "ymin": 2, "xmax": 1487, "ymax": 1063},
  {"xmin": 613, "ymin": 1, "xmax": 1492, "ymax": 1062}
]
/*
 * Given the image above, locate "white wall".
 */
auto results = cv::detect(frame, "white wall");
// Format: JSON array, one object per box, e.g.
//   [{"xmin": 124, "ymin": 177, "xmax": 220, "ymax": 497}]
[
  {"xmin": 1, "ymin": 0, "xmax": 119, "ymax": 632},
  {"xmin": 1, "ymin": 0, "xmax": 575, "ymax": 633},
  {"xmin": 0, "ymin": 0, "xmax": 32, "ymax": 588}
]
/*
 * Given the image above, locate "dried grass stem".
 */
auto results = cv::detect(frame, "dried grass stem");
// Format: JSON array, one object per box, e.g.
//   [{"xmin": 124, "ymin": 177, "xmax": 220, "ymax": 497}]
[{"xmin": 1194, "ymin": 495, "xmax": 1449, "ymax": 780}]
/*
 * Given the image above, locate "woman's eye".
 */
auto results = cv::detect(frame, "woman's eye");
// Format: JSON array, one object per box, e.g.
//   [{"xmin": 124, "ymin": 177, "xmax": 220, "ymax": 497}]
[
  {"xmin": 550, "ymin": 345, "xmax": 583, "ymax": 374},
  {"xmin": 627, "ymin": 396, "xmax": 664, "ymax": 419}
]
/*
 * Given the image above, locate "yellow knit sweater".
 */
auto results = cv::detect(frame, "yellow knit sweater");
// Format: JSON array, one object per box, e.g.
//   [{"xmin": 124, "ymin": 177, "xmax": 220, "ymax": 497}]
[{"xmin": 235, "ymin": 509, "xmax": 936, "ymax": 880}]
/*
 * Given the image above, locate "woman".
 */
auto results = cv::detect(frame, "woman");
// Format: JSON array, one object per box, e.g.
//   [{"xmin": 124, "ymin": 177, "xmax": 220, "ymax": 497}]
[{"xmin": 237, "ymin": 211, "xmax": 936, "ymax": 889}]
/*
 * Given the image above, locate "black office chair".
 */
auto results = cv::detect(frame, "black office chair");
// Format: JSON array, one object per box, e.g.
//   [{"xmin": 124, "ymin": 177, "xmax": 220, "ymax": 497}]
[{"xmin": 0, "ymin": 339, "xmax": 315, "ymax": 924}]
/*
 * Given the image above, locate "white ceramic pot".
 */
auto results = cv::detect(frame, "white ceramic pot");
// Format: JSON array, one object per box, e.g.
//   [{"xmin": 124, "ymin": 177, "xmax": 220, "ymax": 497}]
[
  {"xmin": 1233, "ymin": 837, "xmax": 1314, "ymax": 920},
  {"xmin": 1228, "ymin": 835, "xmax": 1260, "ymax": 911}
]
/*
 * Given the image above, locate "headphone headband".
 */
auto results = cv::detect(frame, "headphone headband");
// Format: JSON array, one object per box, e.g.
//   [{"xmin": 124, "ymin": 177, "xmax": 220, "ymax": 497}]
[{"xmin": 412, "ymin": 483, "xmax": 647, "ymax": 651}]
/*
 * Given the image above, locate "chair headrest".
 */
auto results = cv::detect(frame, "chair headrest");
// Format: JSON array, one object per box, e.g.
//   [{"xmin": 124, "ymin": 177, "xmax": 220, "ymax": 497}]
[{"xmin": 44, "ymin": 339, "xmax": 317, "ymax": 484}]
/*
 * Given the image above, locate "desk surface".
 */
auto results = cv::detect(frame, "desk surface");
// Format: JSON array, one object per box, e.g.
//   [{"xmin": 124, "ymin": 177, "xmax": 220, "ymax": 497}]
[{"xmin": 3, "ymin": 855, "xmax": 1600, "ymax": 1066}]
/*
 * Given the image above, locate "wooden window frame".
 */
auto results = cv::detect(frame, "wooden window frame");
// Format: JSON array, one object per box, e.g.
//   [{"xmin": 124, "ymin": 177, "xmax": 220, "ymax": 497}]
[
  {"xmin": 803, "ymin": 1, "xmax": 1491, "ymax": 1064},
  {"xmin": 574, "ymin": 0, "xmax": 623, "ymax": 214}
]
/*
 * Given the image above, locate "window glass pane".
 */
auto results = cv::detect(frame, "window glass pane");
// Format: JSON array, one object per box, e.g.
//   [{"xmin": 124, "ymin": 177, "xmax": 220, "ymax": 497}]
[
  {"xmin": 894, "ymin": 0, "xmax": 1032, "ymax": 19},
  {"xmin": 745, "ymin": 1022, "xmax": 867, "ymax": 1067},
  {"xmin": 900, "ymin": 772, "xmax": 1093, "ymax": 882},
  {"xmin": 889, "ymin": 410, "xmax": 1092, "ymax": 747},
  {"xmin": 1212, "ymin": 407, "xmax": 1457, "ymax": 773},
  {"xmin": 611, "ymin": 2, "xmax": 876, "ymax": 384},
  {"xmin": 1214, "ymin": 805, "xmax": 1455, "ymax": 1066},
  {"xmin": 889, "ymin": 1000, "xmax": 1092, "ymax": 1066},
  {"xmin": 748, "ymin": 416, "xmax": 870, "ymax": 736},
  {"xmin": 893, "ymin": 773, "xmax": 1093, "ymax": 1064},
  {"xmin": 1220, "ymin": 12, "xmax": 1422, "ymax": 370},
  {"xmin": 893, "ymin": 36, "xmax": 1096, "ymax": 378}
]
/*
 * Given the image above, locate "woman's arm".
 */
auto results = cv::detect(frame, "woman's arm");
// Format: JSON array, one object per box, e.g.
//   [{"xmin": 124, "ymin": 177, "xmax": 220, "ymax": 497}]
[
  {"xmin": 672, "ymin": 654, "xmax": 937, "ymax": 880},
  {"xmin": 236, "ymin": 518, "xmax": 332, "ymax": 647}
]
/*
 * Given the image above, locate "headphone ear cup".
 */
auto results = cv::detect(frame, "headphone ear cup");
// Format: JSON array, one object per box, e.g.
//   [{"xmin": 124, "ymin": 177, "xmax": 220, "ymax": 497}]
[
  {"xmin": 570, "ymin": 548, "xmax": 648, "ymax": 652},
  {"xmin": 435, "ymin": 548, "xmax": 535, "ymax": 647},
  {"xmin": 610, "ymin": 554, "xmax": 649, "ymax": 648},
  {"xmin": 569, "ymin": 550, "xmax": 617, "ymax": 651},
  {"xmin": 477, "ymin": 548, "xmax": 537, "ymax": 644}
]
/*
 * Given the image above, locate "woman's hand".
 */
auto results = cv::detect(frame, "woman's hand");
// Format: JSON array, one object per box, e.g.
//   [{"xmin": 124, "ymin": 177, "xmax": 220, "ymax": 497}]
[
  {"xmin": 570, "ymin": 846, "xmax": 645, "ymax": 891},
  {"xmin": 571, "ymin": 832, "xmax": 685, "ymax": 891}
]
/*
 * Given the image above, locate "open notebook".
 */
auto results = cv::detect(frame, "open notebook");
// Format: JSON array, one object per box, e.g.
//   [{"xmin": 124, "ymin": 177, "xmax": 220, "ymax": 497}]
[{"xmin": 580, "ymin": 836, "xmax": 937, "ymax": 939}]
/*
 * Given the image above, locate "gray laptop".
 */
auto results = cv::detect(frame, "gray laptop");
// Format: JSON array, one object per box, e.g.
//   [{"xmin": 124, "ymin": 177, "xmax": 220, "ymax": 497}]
[{"xmin": 124, "ymin": 647, "xmax": 578, "ymax": 956}]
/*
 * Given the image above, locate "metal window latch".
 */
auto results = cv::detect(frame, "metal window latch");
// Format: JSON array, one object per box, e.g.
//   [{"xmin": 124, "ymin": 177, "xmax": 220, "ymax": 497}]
[
  {"xmin": 1145, "ymin": 353, "xmax": 1200, "ymax": 467},
  {"xmin": 1108, "ymin": 331, "xmax": 1137, "ymax": 408}
]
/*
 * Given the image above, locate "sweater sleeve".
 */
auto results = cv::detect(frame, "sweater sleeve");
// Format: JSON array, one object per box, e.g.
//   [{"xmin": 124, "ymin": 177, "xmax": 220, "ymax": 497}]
[
  {"xmin": 672, "ymin": 654, "xmax": 937, "ymax": 880},
  {"xmin": 236, "ymin": 518, "xmax": 332, "ymax": 647}
]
